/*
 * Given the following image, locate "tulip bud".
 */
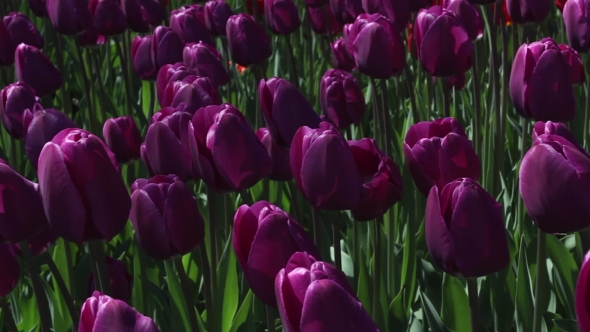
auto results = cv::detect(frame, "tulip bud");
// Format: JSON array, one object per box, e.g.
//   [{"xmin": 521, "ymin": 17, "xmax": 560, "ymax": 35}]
[
  {"xmin": 102, "ymin": 116, "xmax": 142, "ymax": 164},
  {"xmin": 275, "ymin": 252, "xmax": 378, "ymax": 332},
  {"xmin": 344, "ymin": 13, "xmax": 406, "ymax": 79},
  {"xmin": 445, "ymin": 0, "xmax": 484, "ymax": 41},
  {"xmin": 171, "ymin": 5, "xmax": 215, "ymax": 46},
  {"xmin": 161, "ymin": 76, "xmax": 219, "ymax": 114},
  {"xmin": 308, "ymin": 6, "xmax": 341, "ymax": 35},
  {"xmin": 156, "ymin": 63, "xmax": 198, "ymax": 105},
  {"xmin": 413, "ymin": 7, "xmax": 473, "ymax": 77},
  {"xmin": 576, "ymin": 250, "xmax": 590, "ymax": 332},
  {"xmin": 509, "ymin": 38, "xmax": 576, "ymax": 122},
  {"xmin": 152, "ymin": 26, "xmax": 184, "ymax": 69},
  {"xmin": 564, "ymin": 0, "xmax": 590, "ymax": 52},
  {"xmin": 3, "ymin": 13, "xmax": 44, "ymax": 64},
  {"xmin": 79, "ymin": 291, "xmax": 160, "ymax": 332},
  {"xmin": 559, "ymin": 43, "xmax": 585, "ymax": 85},
  {"xmin": 15, "ymin": 44, "xmax": 63, "ymax": 97},
  {"xmin": 46, "ymin": 0, "xmax": 93, "ymax": 35},
  {"xmin": 265, "ymin": 0, "xmax": 301, "ymax": 35},
  {"xmin": 233, "ymin": 201, "xmax": 321, "ymax": 306},
  {"xmin": 131, "ymin": 35, "xmax": 157, "ymax": 80},
  {"xmin": 259, "ymin": 77, "xmax": 321, "ymax": 148},
  {"xmin": 122, "ymin": 0, "xmax": 165, "ymax": 33},
  {"xmin": 29, "ymin": 0, "xmax": 48, "ymax": 17},
  {"xmin": 331, "ymin": 38, "xmax": 355, "ymax": 72},
  {"xmin": 12, "ymin": 225, "xmax": 58, "ymax": 257},
  {"xmin": 226, "ymin": 13, "xmax": 272, "ymax": 67},
  {"xmin": 88, "ymin": 257, "xmax": 132, "ymax": 302},
  {"xmin": 38, "ymin": 128, "xmax": 131, "ymax": 244},
  {"xmin": 330, "ymin": 0, "xmax": 365, "ymax": 25},
  {"xmin": 89, "ymin": 0, "xmax": 128, "ymax": 36},
  {"xmin": 403, "ymin": 118, "xmax": 481, "ymax": 196},
  {"xmin": 348, "ymin": 138, "xmax": 403, "ymax": 221},
  {"xmin": 319, "ymin": 69, "xmax": 365, "ymax": 129},
  {"xmin": 0, "ymin": 81, "xmax": 37, "ymax": 139},
  {"xmin": 426, "ymin": 178, "xmax": 509, "ymax": 277},
  {"xmin": 188, "ymin": 104, "xmax": 272, "ymax": 192},
  {"xmin": 204, "ymin": 0, "xmax": 234, "ymax": 36},
  {"xmin": 361, "ymin": 0, "xmax": 410, "ymax": 31},
  {"xmin": 506, "ymin": 0, "xmax": 551, "ymax": 24},
  {"xmin": 183, "ymin": 42, "xmax": 229, "ymax": 87},
  {"xmin": 256, "ymin": 128, "xmax": 292, "ymax": 181},
  {"xmin": 0, "ymin": 244, "xmax": 20, "ymax": 297}
]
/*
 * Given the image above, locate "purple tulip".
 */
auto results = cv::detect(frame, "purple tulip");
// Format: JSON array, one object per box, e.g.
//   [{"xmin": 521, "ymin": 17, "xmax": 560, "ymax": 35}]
[
  {"xmin": 171, "ymin": 5, "xmax": 215, "ymax": 46},
  {"xmin": 37, "ymin": 128, "xmax": 131, "ymax": 244},
  {"xmin": 259, "ymin": 77, "xmax": 321, "ymax": 148},
  {"xmin": 564, "ymin": 0, "xmax": 590, "ymax": 52},
  {"xmin": 319, "ymin": 69, "xmax": 365, "ymax": 129},
  {"xmin": 131, "ymin": 35, "xmax": 157, "ymax": 80},
  {"xmin": 465, "ymin": 0, "xmax": 498, "ymax": 4},
  {"xmin": 204, "ymin": 0, "xmax": 234, "ymax": 36},
  {"xmin": 0, "ymin": 244, "xmax": 20, "ymax": 297},
  {"xmin": 89, "ymin": 0, "xmax": 128, "ymax": 36},
  {"xmin": 29, "ymin": 0, "xmax": 48, "ymax": 17},
  {"xmin": 102, "ymin": 116, "xmax": 142, "ymax": 164},
  {"xmin": 156, "ymin": 63, "xmax": 198, "ymax": 105},
  {"xmin": 88, "ymin": 257, "xmax": 132, "ymax": 302},
  {"xmin": 152, "ymin": 26, "xmax": 184, "ymax": 69},
  {"xmin": 226, "ymin": 13, "xmax": 272, "ymax": 67},
  {"xmin": 12, "ymin": 225, "xmax": 58, "ymax": 257},
  {"xmin": 275, "ymin": 252, "xmax": 379, "ymax": 332},
  {"xmin": 79, "ymin": 291, "xmax": 160, "ymax": 332},
  {"xmin": 403, "ymin": 118, "xmax": 481, "ymax": 196},
  {"xmin": 506, "ymin": 0, "xmax": 551, "ymax": 24},
  {"xmin": 0, "ymin": 81, "xmax": 37, "ymax": 139},
  {"xmin": 520, "ymin": 132, "xmax": 590, "ymax": 233},
  {"xmin": 426, "ymin": 178, "xmax": 509, "ymax": 277},
  {"xmin": 330, "ymin": 0, "xmax": 365, "ymax": 25},
  {"xmin": 409, "ymin": 0, "xmax": 430, "ymax": 12},
  {"xmin": 183, "ymin": 42, "xmax": 229, "ymax": 87},
  {"xmin": 140, "ymin": 143, "xmax": 154, "ymax": 176},
  {"xmin": 2, "ymin": 12, "xmax": 44, "ymax": 64},
  {"xmin": 77, "ymin": 26, "xmax": 107, "ymax": 47},
  {"xmin": 161, "ymin": 75, "xmax": 219, "ymax": 114},
  {"xmin": 0, "ymin": 21, "xmax": 16, "ymax": 66},
  {"xmin": 576, "ymin": 250, "xmax": 590, "ymax": 332},
  {"xmin": 447, "ymin": 73, "xmax": 466, "ymax": 91},
  {"xmin": 509, "ymin": 38, "xmax": 576, "ymax": 122},
  {"xmin": 331, "ymin": 38, "xmax": 355, "ymax": 72},
  {"xmin": 233, "ymin": 201, "xmax": 320, "ymax": 306},
  {"xmin": 15, "ymin": 44, "xmax": 63, "ymax": 97},
  {"xmin": 256, "ymin": 127, "xmax": 292, "ymax": 181},
  {"xmin": 306, "ymin": 0, "xmax": 329, "ymax": 7},
  {"xmin": 414, "ymin": 7, "xmax": 473, "ymax": 77},
  {"xmin": 46, "ymin": 0, "xmax": 93, "ymax": 35},
  {"xmin": 361, "ymin": 0, "xmax": 410, "ymax": 31},
  {"xmin": 559, "ymin": 43, "xmax": 585, "ymax": 85},
  {"xmin": 122, "ymin": 0, "xmax": 165, "ymax": 33},
  {"xmin": 265, "ymin": 0, "xmax": 301, "ymax": 35},
  {"xmin": 343, "ymin": 13, "xmax": 406, "ymax": 79},
  {"xmin": 532, "ymin": 121, "xmax": 582, "ymax": 150},
  {"xmin": 445, "ymin": 0, "xmax": 484, "ymax": 42},
  {"xmin": 348, "ymin": 138, "xmax": 403, "ymax": 221},
  {"xmin": 308, "ymin": 6, "xmax": 341, "ymax": 35},
  {"xmin": 291, "ymin": 122, "xmax": 362, "ymax": 210}
]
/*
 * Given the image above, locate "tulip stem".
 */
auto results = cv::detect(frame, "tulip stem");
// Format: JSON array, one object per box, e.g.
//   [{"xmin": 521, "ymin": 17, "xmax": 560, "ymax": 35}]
[
  {"xmin": 87, "ymin": 241, "xmax": 112, "ymax": 296},
  {"xmin": 172, "ymin": 258, "xmax": 200, "ymax": 332},
  {"xmin": 52, "ymin": 30, "xmax": 72, "ymax": 117},
  {"xmin": 115, "ymin": 38, "xmax": 135, "ymax": 118},
  {"xmin": 532, "ymin": 230, "xmax": 547, "ymax": 332},
  {"xmin": 332, "ymin": 212, "xmax": 342, "ymax": 271},
  {"xmin": 442, "ymin": 78, "xmax": 451, "ymax": 118},
  {"xmin": 467, "ymin": 278, "xmax": 480, "ymax": 332},
  {"xmin": 75, "ymin": 43, "xmax": 97, "ymax": 132},
  {"xmin": 20, "ymin": 241, "xmax": 52, "ymax": 332},
  {"xmin": 311, "ymin": 207, "xmax": 319, "ymax": 246},
  {"xmin": 285, "ymin": 36, "xmax": 299, "ymax": 89},
  {"xmin": 265, "ymin": 305, "xmax": 275, "ymax": 332},
  {"xmin": 42, "ymin": 251, "xmax": 79, "ymax": 329},
  {"xmin": 372, "ymin": 218, "xmax": 382, "ymax": 326},
  {"xmin": 379, "ymin": 79, "xmax": 392, "ymax": 156},
  {"xmin": 199, "ymin": 246, "xmax": 216, "ymax": 332},
  {"xmin": 91, "ymin": 49, "xmax": 109, "ymax": 120},
  {"xmin": 404, "ymin": 66, "xmax": 419, "ymax": 123},
  {"xmin": 471, "ymin": 45, "xmax": 481, "ymax": 157},
  {"xmin": 0, "ymin": 297, "xmax": 17, "ymax": 332}
]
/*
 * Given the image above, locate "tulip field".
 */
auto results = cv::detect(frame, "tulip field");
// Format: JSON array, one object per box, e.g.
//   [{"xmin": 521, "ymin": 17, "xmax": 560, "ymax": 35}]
[{"xmin": 1, "ymin": 0, "xmax": 590, "ymax": 331}]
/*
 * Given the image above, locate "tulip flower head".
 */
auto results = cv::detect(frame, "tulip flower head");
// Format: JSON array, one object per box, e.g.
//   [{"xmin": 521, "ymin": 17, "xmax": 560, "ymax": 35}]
[
  {"xmin": 331, "ymin": 38, "xmax": 355, "ymax": 72},
  {"xmin": 170, "ymin": 5, "xmax": 214, "ymax": 46},
  {"xmin": 0, "ymin": 244, "xmax": 20, "ymax": 297},
  {"xmin": 308, "ymin": 6, "xmax": 341, "ymax": 35},
  {"xmin": 15, "ymin": 43, "xmax": 63, "ymax": 97},
  {"xmin": 46, "ymin": 0, "xmax": 93, "ymax": 35},
  {"xmin": 265, "ymin": 0, "xmax": 301, "ymax": 35},
  {"xmin": 330, "ymin": 0, "xmax": 365, "ymax": 25},
  {"xmin": 226, "ymin": 13, "xmax": 272, "ymax": 67},
  {"xmin": 1, "ymin": 12, "xmax": 44, "ymax": 65},
  {"xmin": 559, "ymin": 43, "xmax": 585, "ymax": 85},
  {"xmin": 506, "ymin": 0, "xmax": 551, "ymax": 24},
  {"xmin": 564, "ymin": 0, "xmax": 590, "ymax": 52},
  {"xmin": 256, "ymin": 127, "xmax": 293, "ymax": 181},
  {"xmin": 445, "ymin": 0, "xmax": 484, "ymax": 42},
  {"xmin": 183, "ymin": 42, "xmax": 229, "ymax": 87},
  {"xmin": 361, "ymin": 0, "xmax": 410, "ymax": 31},
  {"xmin": 160, "ymin": 75, "xmax": 220, "ymax": 114},
  {"xmin": 320, "ymin": 69, "xmax": 365, "ymax": 129},
  {"xmin": 204, "ymin": 0, "xmax": 234, "ymax": 36},
  {"xmin": 102, "ymin": 116, "xmax": 143, "ymax": 164},
  {"xmin": 156, "ymin": 63, "xmax": 198, "ymax": 106},
  {"xmin": 89, "ymin": 0, "xmax": 128, "ymax": 36},
  {"xmin": 88, "ymin": 257, "xmax": 132, "ymax": 302},
  {"xmin": 0, "ymin": 81, "xmax": 37, "ymax": 139},
  {"xmin": 122, "ymin": 0, "xmax": 166, "ymax": 33}
]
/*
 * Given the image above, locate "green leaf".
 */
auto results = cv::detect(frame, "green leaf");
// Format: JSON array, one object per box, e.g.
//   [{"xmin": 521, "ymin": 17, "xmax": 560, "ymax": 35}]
[
  {"xmin": 546, "ymin": 235, "xmax": 578, "ymax": 318},
  {"xmin": 229, "ymin": 290, "xmax": 253, "ymax": 332},
  {"xmin": 441, "ymin": 275, "xmax": 470, "ymax": 332},
  {"xmin": 164, "ymin": 260, "xmax": 191, "ymax": 332},
  {"xmin": 387, "ymin": 290, "xmax": 408, "ymax": 331},
  {"xmin": 553, "ymin": 319, "xmax": 578, "ymax": 332},
  {"xmin": 219, "ymin": 250, "xmax": 239, "ymax": 332},
  {"xmin": 515, "ymin": 235, "xmax": 534, "ymax": 332},
  {"xmin": 419, "ymin": 292, "xmax": 451, "ymax": 332}
]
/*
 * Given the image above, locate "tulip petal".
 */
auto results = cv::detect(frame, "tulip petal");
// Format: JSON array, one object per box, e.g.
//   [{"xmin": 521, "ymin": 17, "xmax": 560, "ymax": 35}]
[
  {"xmin": 130, "ymin": 189, "xmax": 172, "ymax": 260},
  {"xmin": 425, "ymin": 185, "xmax": 457, "ymax": 275},
  {"xmin": 164, "ymin": 182, "xmax": 204, "ymax": 256},
  {"xmin": 0, "ymin": 244, "xmax": 19, "ymax": 297},
  {"xmin": 576, "ymin": 251, "xmax": 590, "ymax": 331},
  {"xmin": 145, "ymin": 121, "xmax": 192, "ymax": 179},
  {"xmin": 275, "ymin": 269, "xmax": 300, "ymax": 332}
]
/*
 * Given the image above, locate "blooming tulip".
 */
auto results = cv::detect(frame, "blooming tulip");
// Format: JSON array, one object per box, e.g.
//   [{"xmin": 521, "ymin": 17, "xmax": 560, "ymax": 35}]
[
  {"xmin": 156, "ymin": 63, "xmax": 198, "ymax": 105},
  {"xmin": 445, "ymin": 0, "xmax": 484, "ymax": 41},
  {"xmin": 161, "ymin": 76, "xmax": 219, "ymax": 114},
  {"xmin": 265, "ymin": 0, "xmax": 301, "ymax": 35},
  {"xmin": 331, "ymin": 38, "xmax": 355, "ymax": 72},
  {"xmin": 330, "ymin": 0, "xmax": 365, "ymax": 25},
  {"xmin": 89, "ymin": 0, "xmax": 128, "ymax": 36},
  {"xmin": 0, "ymin": 244, "xmax": 20, "ymax": 297},
  {"xmin": 403, "ymin": 118, "xmax": 481, "ymax": 196},
  {"xmin": 2, "ymin": 12, "xmax": 44, "ymax": 64},
  {"xmin": 204, "ymin": 0, "xmax": 234, "ymax": 36},
  {"xmin": 38, "ymin": 128, "xmax": 131, "ymax": 244},
  {"xmin": 361, "ymin": 0, "xmax": 410, "ymax": 31},
  {"xmin": 46, "ymin": 0, "xmax": 93, "ymax": 35},
  {"xmin": 79, "ymin": 291, "xmax": 160, "ymax": 332},
  {"xmin": 170, "ymin": 5, "xmax": 214, "ymax": 46},
  {"xmin": 122, "ymin": 0, "xmax": 165, "ymax": 33},
  {"xmin": 152, "ymin": 26, "xmax": 184, "ymax": 69},
  {"xmin": 506, "ymin": 0, "xmax": 551, "ymax": 24},
  {"xmin": 426, "ymin": 178, "xmax": 509, "ymax": 277},
  {"xmin": 559, "ymin": 43, "xmax": 585, "ymax": 85},
  {"xmin": 308, "ymin": 6, "xmax": 341, "ymax": 35},
  {"xmin": 233, "ymin": 201, "xmax": 320, "ymax": 306},
  {"xmin": 15, "ymin": 44, "xmax": 63, "ymax": 97},
  {"xmin": 102, "ymin": 116, "xmax": 142, "ymax": 164},
  {"xmin": 275, "ymin": 252, "xmax": 379, "ymax": 332},
  {"xmin": 259, "ymin": 77, "xmax": 321, "ymax": 148},
  {"xmin": 509, "ymin": 38, "xmax": 576, "ymax": 122},
  {"xmin": 88, "ymin": 257, "xmax": 132, "ymax": 302},
  {"xmin": 0, "ymin": 81, "xmax": 37, "ymax": 139},
  {"xmin": 564, "ymin": 0, "xmax": 590, "ymax": 52},
  {"xmin": 183, "ymin": 42, "xmax": 229, "ymax": 87},
  {"xmin": 256, "ymin": 128, "xmax": 292, "ymax": 181},
  {"xmin": 131, "ymin": 35, "xmax": 157, "ymax": 80},
  {"xmin": 226, "ymin": 13, "xmax": 272, "ymax": 66},
  {"xmin": 319, "ymin": 69, "xmax": 365, "ymax": 129},
  {"xmin": 532, "ymin": 121, "xmax": 581, "ymax": 148}
]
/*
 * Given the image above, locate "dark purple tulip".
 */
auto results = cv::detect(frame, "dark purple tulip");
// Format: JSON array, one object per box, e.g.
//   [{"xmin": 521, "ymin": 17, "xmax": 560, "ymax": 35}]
[
  {"xmin": 152, "ymin": 26, "xmax": 184, "ymax": 69},
  {"xmin": 564, "ymin": 0, "xmax": 590, "ymax": 52},
  {"xmin": 308, "ymin": 6, "xmax": 341, "ymax": 35},
  {"xmin": 102, "ymin": 116, "xmax": 142, "ymax": 164},
  {"xmin": 183, "ymin": 42, "xmax": 229, "ymax": 87},
  {"xmin": 79, "ymin": 291, "xmax": 160, "ymax": 332},
  {"xmin": 37, "ymin": 128, "xmax": 131, "ymax": 244},
  {"xmin": 265, "ymin": 0, "xmax": 301, "ymax": 35},
  {"xmin": 403, "ymin": 118, "xmax": 481, "ymax": 196},
  {"xmin": 12, "ymin": 225, "xmax": 58, "ymax": 257},
  {"xmin": 204, "ymin": 0, "xmax": 234, "ymax": 36},
  {"xmin": 409, "ymin": 0, "xmax": 430, "ymax": 12},
  {"xmin": 88, "ymin": 257, "xmax": 132, "ymax": 302},
  {"xmin": 559, "ymin": 43, "xmax": 585, "ymax": 85},
  {"xmin": 161, "ymin": 76, "xmax": 219, "ymax": 114},
  {"xmin": 3, "ymin": 13, "xmax": 44, "ymax": 63},
  {"xmin": 290, "ymin": 122, "xmax": 362, "ymax": 210},
  {"xmin": 188, "ymin": 104, "xmax": 272, "ymax": 192},
  {"xmin": 331, "ymin": 38, "xmax": 355, "ymax": 72},
  {"xmin": 140, "ymin": 143, "xmax": 154, "ymax": 176},
  {"xmin": 29, "ymin": 0, "xmax": 48, "ymax": 17},
  {"xmin": 0, "ymin": 81, "xmax": 37, "ymax": 139},
  {"xmin": 256, "ymin": 127, "xmax": 292, "ymax": 181},
  {"xmin": 0, "ymin": 244, "xmax": 20, "ymax": 297},
  {"xmin": 122, "ymin": 0, "xmax": 165, "ymax": 33},
  {"xmin": 46, "ymin": 0, "xmax": 93, "ymax": 35},
  {"xmin": 532, "ymin": 121, "xmax": 582, "ymax": 149},
  {"xmin": 465, "ymin": 0, "xmax": 499, "ymax": 4},
  {"xmin": 506, "ymin": 0, "xmax": 551, "ymax": 24},
  {"xmin": 77, "ymin": 26, "xmax": 107, "ymax": 47},
  {"xmin": 275, "ymin": 252, "xmax": 378, "ymax": 332},
  {"xmin": 426, "ymin": 178, "xmax": 509, "ymax": 277},
  {"xmin": 361, "ymin": 0, "xmax": 410, "ymax": 31},
  {"xmin": 330, "ymin": 0, "xmax": 365, "ymax": 25},
  {"xmin": 226, "ymin": 13, "xmax": 272, "ymax": 67},
  {"xmin": 0, "ymin": 160, "xmax": 49, "ymax": 243},
  {"xmin": 576, "ymin": 250, "xmax": 590, "ymax": 332},
  {"xmin": 0, "ymin": 21, "xmax": 16, "ymax": 66},
  {"xmin": 520, "ymin": 133, "xmax": 590, "ymax": 233},
  {"xmin": 144, "ymin": 108, "xmax": 193, "ymax": 180},
  {"xmin": 156, "ymin": 63, "xmax": 198, "ymax": 105},
  {"xmin": 447, "ymin": 73, "xmax": 466, "ymax": 90},
  {"xmin": 259, "ymin": 77, "xmax": 321, "ymax": 148},
  {"xmin": 232, "ymin": 201, "xmax": 321, "ymax": 306},
  {"xmin": 348, "ymin": 138, "xmax": 403, "ymax": 221},
  {"xmin": 131, "ymin": 35, "xmax": 157, "ymax": 80},
  {"xmin": 89, "ymin": 0, "xmax": 128, "ymax": 36},
  {"xmin": 445, "ymin": 0, "xmax": 484, "ymax": 42},
  {"xmin": 15, "ymin": 44, "xmax": 63, "ymax": 97},
  {"xmin": 171, "ymin": 5, "xmax": 215, "ymax": 46},
  {"xmin": 414, "ymin": 7, "xmax": 473, "ymax": 77},
  {"xmin": 509, "ymin": 38, "xmax": 576, "ymax": 122},
  {"xmin": 319, "ymin": 69, "xmax": 365, "ymax": 129},
  {"xmin": 306, "ymin": 0, "xmax": 329, "ymax": 7},
  {"xmin": 343, "ymin": 13, "xmax": 406, "ymax": 79}
]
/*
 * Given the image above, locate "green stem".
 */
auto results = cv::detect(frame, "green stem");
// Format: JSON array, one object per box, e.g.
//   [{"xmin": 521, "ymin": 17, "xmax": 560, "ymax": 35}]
[
  {"xmin": 487, "ymin": 5, "xmax": 501, "ymax": 196},
  {"xmin": 87, "ymin": 240, "xmax": 112, "ymax": 296},
  {"xmin": 467, "ymin": 278, "xmax": 480, "ymax": 332},
  {"xmin": 52, "ymin": 31, "xmax": 72, "ymax": 116},
  {"xmin": 379, "ymin": 79, "xmax": 391, "ymax": 156},
  {"xmin": 75, "ymin": 43, "xmax": 96, "ymax": 133},
  {"xmin": 404, "ymin": 66, "xmax": 420, "ymax": 123},
  {"xmin": 442, "ymin": 78, "xmax": 450, "ymax": 118},
  {"xmin": 221, "ymin": 38, "xmax": 231, "ymax": 104},
  {"xmin": 579, "ymin": 228, "xmax": 590, "ymax": 254},
  {"xmin": 369, "ymin": 79, "xmax": 382, "ymax": 149},
  {"xmin": 199, "ymin": 246, "xmax": 215, "ymax": 332},
  {"xmin": 372, "ymin": 218, "xmax": 381, "ymax": 323},
  {"xmin": 266, "ymin": 305, "xmax": 275, "ymax": 332},
  {"xmin": 91, "ymin": 49, "xmax": 110, "ymax": 119},
  {"xmin": 332, "ymin": 211, "xmax": 341, "ymax": 271},
  {"xmin": 42, "ymin": 251, "xmax": 79, "ymax": 328},
  {"xmin": 149, "ymin": 82, "xmax": 156, "ymax": 119},
  {"xmin": 205, "ymin": 187, "xmax": 218, "ymax": 325},
  {"xmin": 311, "ymin": 207, "xmax": 319, "ymax": 247},
  {"xmin": 285, "ymin": 36, "xmax": 299, "ymax": 89},
  {"xmin": 0, "ymin": 297, "xmax": 17, "ymax": 332},
  {"xmin": 532, "ymin": 230, "xmax": 547, "ymax": 332},
  {"xmin": 173, "ymin": 258, "xmax": 200, "ymax": 332},
  {"xmin": 116, "ymin": 38, "xmax": 135, "ymax": 118},
  {"xmin": 20, "ymin": 241, "xmax": 52, "ymax": 332},
  {"xmin": 471, "ymin": 46, "xmax": 482, "ymax": 156}
]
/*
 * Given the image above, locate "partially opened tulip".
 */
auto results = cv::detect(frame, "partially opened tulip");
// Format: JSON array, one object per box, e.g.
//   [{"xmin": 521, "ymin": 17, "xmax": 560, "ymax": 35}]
[
  {"xmin": 170, "ymin": 5, "xmax": 214, "ymax": 46},
  {"xmin": 156, "ymin": 63, "xmax": 197, "ymax": 105},
  {"xmin": 426, "ymin": 178, "xmax": 509, "ymax": 277},
  {"xmin": 256, "ymin": 128, "xmax": 292, "ymax": 181},
  {"xmin": 564, "ymin": 0, "xmax": 590, "ymax": 52},
  {"xmin": 509, "ymin": 38, "xmax": 576, "ymax": 122},
  {"xmin": 532, "ymin": 121, "xmax": 580, "ymax": 147},
  {"xmin": 265, "ymin": 0, "xmax": 301, "ymax": 35},
  {"xmin": 576, "ymin": 250, "xmax": 590, "ymax": 332},
  {"xmin": 226, "ymin": 13, "xmax": 272, "ymax": 66},
  {"xmin": 0, "ymin": 81, "xmax": 37, "ymax": 139},
  {"xmin": 331, "ymin": 38, "xmax": 355, "ymax": 72},
  {"xmin": 161, "ymin": 76, "xmax": 219, "ymax": 114},
  {"xmin": 275, "ymin": 252, "xmax": 379, "ymax": 332},
  {"xmin": 15, "ymin": 44, "xmax": 63, "ymax": 97},
  {"xmin": 445, "ymin": 0, "xmax": 484, "ymax": 41},
  {"xmin": 361, "ymin": 0, "xmax": 410, "ymax": 31},
  {"xmin": 3, "ymin": 13, "xmax": 44, "ymax": 64},
  {"xmin": 89, "ymin": 0, "xmax": 128, "ymax": 36},
  {"xmin": 233, "ymin": 201, "xmax": 320, "ymax": 306},
  {"xmin": 204, "ymin": 0, "xmax": 234, "ymax": 36},
  {"xmin": 88, "ymin": 257, "xmax": 132, "ymax": 302},
  {"xmin": 0, "ymin": 244, "xmax": 20, "ymax": 297},
  {"xmin": 38, "ymin": 128, "xmax": 131, "ymax": 244},
  {"xmin": 102, "ymin": 116, "xmax": 142, "ymax": 164},
  {"xmin": 506, "ymin": 0, "xmax": 551, "ymax": 24},
  {"xmin": 308, "ymin": 6, "xmax": 340, "ymax": 35},
  {"xmin": 319, "ymin": 69, "xmax": 365, "ymax": 129},
  {"xmin": 46, "ymin": 0, "xmax": 93, "ymax": 35},
  {"xmin": 79, "ymin": 291, "xmax": 160, "ymax": 332},
  {"xmin": 183, "ymin": 42, "xmax": 229, "ymax": 87},
  {"xmin": 152, "ymin": 26, "xmax": 184, "ymax": 69},
  {"xmin": 122, "ymin": 0, "xmax": 165, "ymax": 33},
  {"xmin": 559, "ymin": 44, "xmax": 585, "ymax": 85},
  {"xmin": 330, "ymin": 0, "xmax": 365, "ymax": 25},
  {"xmin": 131, "ymin": 35, "xmax": 157, "ymax": 80}
]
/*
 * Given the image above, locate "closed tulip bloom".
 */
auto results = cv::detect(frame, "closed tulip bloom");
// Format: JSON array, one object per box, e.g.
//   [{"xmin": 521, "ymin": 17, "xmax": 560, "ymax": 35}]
[
  {"xmin": 204, "ymin": 0, "xmax": 234, "ymax": 36},
  {"xmin": 88, "ymin": 257, "xmax": 132, "ymax": 302},
  {"xmin": 330, "ymin": 0, "xmax": 365, "ymax": 25},
  {"xmin": 161, "ymin": 76, "xmax": 219, "ymax": 114},
  {"xmin": 29, "ymin": 0, "xmax": 48, "ymax": 17},
  {"xmin": 80, "ymin": 291, "xmax": 160, "ymax": 332},
  {"xmin": 331, "ymin": 38, "xmax": 355, "ymax": 72},
  {"xmin": 506, "ymin": 0, "xmax": 551, "ymax": 24},
  {"xmin": 171, "ymin": 5, "xmax": 214, "ymax": 46},
  {"xmin": 233, "ymin": 201, "xmax": 320, "ymax": 306},
  {"xmin": 0, "ymin": 22, "xmax": 16, "ymax": 65},
  {"xmin": 12, "ymin": 225, "xmax": 58, "ymax": 257},
  {"xmin": 0, "ymin": 81, "xmax": 37, "ymax": 139},
  {"xmin": 140, "ymin": 143, "xmax": 155, "ymax": 176},
  {"xmin": 226, "ymin": 13, "xmax": 272, "ymax": 67},
  {"xmin": 183, "ymin": 42, "xmax": 229, "ymax": 87},
  {"xmin": 156, "ymin": 63, "xmax": 198, "ymax": 105},
  {"xmin": 564, "ymin": 0, "xmax": 590, "ymax": 52},
  {"xmin": 0, "ymin": 244, "xmax": 20, "ymax": 297},
  {"xmin": 306, "ymin": 0, "xmax": 329, "ymax": 7},
  {"xmin": 152, "ymin": 26, "xmax": 184, "ymax": 69},
  {"xmin": 320, "ymin": 69, "xmax": 365, "ymax": 129},
  {"xmin": 122, "ymin": 0, "xmax": 165, "ymax": 33},
  {"xmin": 361, "ymin": 0, "xmax": 410, "ymax": 31},
  {"xmin": 344, "ymin": 14, "xmax": 406, "ymax": 79},
  {"xmin": 576, "ymin": 250, "xmax": 590, "ymax": 332},
  {"xmin": 348, "ymin": 138, "xmax": 403, "ymax": 221},
  {"xmin": 89, "ymin": 0, "xmax": 128, "ymax": 36},
  {"xmin": 102, "ymin": 116, "xmax": 142, "ymax": 164},
  {"xmin": 308, "ymin": 6, "xmax": 341, "ymax": 35},
  {"xmin": 259, "ymin": 77, "xmax": 321, "ymax": 148},
  {"xmin": 46, "ymin": 0, "xmax": 93, "ymax": 35},
  {"xmin": 3, "ymin": 13, "xmax": 44, "ymax": 63},
  {"xmin": 15, "ymin": 44, "xmax": 63, "ymax": 97},
  {"xmin": 445, "ymin": 0, "xmax": 484, "ymax": 41},
  {"xmin": 560, "ymin": 43, "xmax": 585, "ymax": 85},
  {"xmin": 403, "ymin": 118, "xmax": 481, "ymax": 196},
  {"xmin": 265, "ymin": 0, "xmax": 301, "ymax": 35},
  {"xmin": 532, "ymin": 121, "xmax": 581, "ymax": 147},
  {"xmin": 276, "ymin": 252, "xmax": 379, "ymax": 332},
  {"xmin": 256, "ymin": 128, "xmax": 292, "ymax": 181},
  {"xmin": 38, "ymin": 128, "xmax": 131, "ymax": 244},
  {"xmin": 291, "ymin": 122, "xmax": 362, "ymax": 210},
  {"xmin": 509, "ymin": 38, "xmax": 576, "ymax": 122},
  {"xmin": 131, "ymin": 35, "xmax": 157, "ymax": 80},
  {"xmin": 409, "ymin": 0, "xmax": 430, "ymax": 11}
]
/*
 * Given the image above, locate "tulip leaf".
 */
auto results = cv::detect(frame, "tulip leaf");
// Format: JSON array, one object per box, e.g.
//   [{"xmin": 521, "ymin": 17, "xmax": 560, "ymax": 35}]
[
  {"xmin": 330, "ymin": 246, "xmax": 354, "ymax": 279},
  {"xmin": 553, "ymin": 319, "xmax": 578, "ymax": 332},
  {"xmin": 164, "ymin": 260, "xmax": 192, "ymax": 332},
  {"xmin": 356, "ymin": 255, "xmax": 372, "ymax": 316},
  {"xmin": 388, "ymin": 289, "xmax": 408, "ymax": 331},
  {"xmin": 419, "ymin": 291, "xmax": 451, "ymax": 332},
  {"xmin": 229, "ymin": 290, "xmax": 253, "ymax": 332},
  {"xmin": 545, "ymin": 235, "xmax": 577, "ymax": 318},
  {"xmin": 515, "ymin": 235, "xmax": 534, "ymax": 332},
  {"xmin": 441, "ymin": 275, "xmax": 470, "ymax": 332},
  {"xmin": 218, "ymin": 248, "xmax": 239, "ymax": 332},
  {"xmin": 40, "ymin": 272, "xmax": 70, "ymax": 332}
]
